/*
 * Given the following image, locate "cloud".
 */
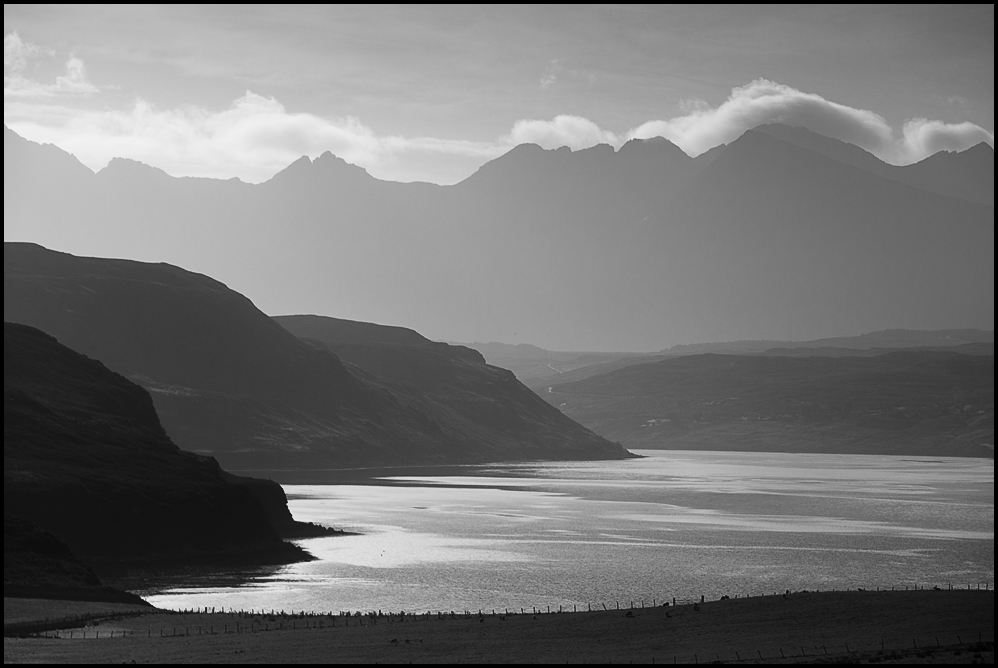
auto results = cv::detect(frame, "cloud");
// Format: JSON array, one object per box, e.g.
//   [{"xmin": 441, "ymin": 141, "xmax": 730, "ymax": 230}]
[
  {"xmin": 6, "ymin": 91, "xmax": 504, "ymax": 183},
  {"xmin": 4, "ymin": 31, "xmax": 98, "ymax": 97},
  {"xmin": 6, "ymin": 78, "xmax": 992, "ymax": 186},
  {"xmin": 4, "ymin": 32, "xmax": 40, "ymax": 73},
  {"xmin": 53, "ymin": 56, "xmax": 99, "ymax": 94},
  {"xmin": 630, "ymin": 78, "xmax": 895, "ymax": 157},
  {"xmin": 505, "ymin": 79, "xmax": 992, "ymax": 165},
  {"xmin": 539, "ymin": 59, "xmax": 562, "ymax": 90},
  {"xmin": 627, "ymin": 79, "xmax": 992, "ymax": 164},
  {"xmin": 504, "ymin": 115, "xmax": 621, "ymax": 151},
  {"xmin": 901, "ymin": 119, "xmax": 994, "ymax": 158}
]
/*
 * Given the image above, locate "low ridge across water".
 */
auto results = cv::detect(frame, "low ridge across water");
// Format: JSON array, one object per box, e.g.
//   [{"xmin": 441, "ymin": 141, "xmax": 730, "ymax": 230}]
[{"xmin": 143, "ymin": 451, "xmax": 994, "ymax": 614}]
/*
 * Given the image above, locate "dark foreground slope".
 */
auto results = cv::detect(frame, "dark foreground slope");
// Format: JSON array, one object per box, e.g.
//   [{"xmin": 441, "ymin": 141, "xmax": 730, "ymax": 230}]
[
  {"xmin": 4, "ymin": 516, "xmax": 148, "ymax": 604},
  {"xmin": 548, "ymin": 351, "xmax": 994, "ymax": 457},
  {"xmin": 4, "ymin": 244, "xmax": 628, "ymax": 477},
  {"xmin": 4, "ymin": 591, "xmax": 992, "ymax": 664},
  {"xmin": 275, "ymin": 315, "xmax": 627, "ymax": 463},
  {"xmin": 4, "ymin": 322, "xmax": 312, "ymax": 572}
]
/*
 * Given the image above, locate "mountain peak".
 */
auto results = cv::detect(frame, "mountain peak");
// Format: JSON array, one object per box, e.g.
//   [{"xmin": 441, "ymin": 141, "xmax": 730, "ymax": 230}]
[
  {"xmin": 618, "ymin": 135, "xmax": 686, "ymax": 155},
  {"xmin": 953, "ymin": 141, "xmax": 994, "ymax": 164},
  {"xmin": 313, "ymin": 150, "xmax": 370, "ymax": 175},
  {"xmin": 266, "ymin": 151, "xmax": 372, "ymax": 187},
  {"xmin": 98, "ymin": 157, "xmax": 172, "ymax": 181}
]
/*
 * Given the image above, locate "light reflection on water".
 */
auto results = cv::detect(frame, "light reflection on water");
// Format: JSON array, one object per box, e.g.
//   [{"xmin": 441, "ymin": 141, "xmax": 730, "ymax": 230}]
[{"xmin": 145, "ymin": 450, "xmax": 994, "ymax": 613}]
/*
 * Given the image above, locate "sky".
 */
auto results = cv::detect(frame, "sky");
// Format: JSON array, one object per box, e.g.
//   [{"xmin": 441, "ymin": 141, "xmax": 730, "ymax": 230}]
[{"xmin": 4, "ymin": 5, "xmax": 995, "ymax": 185}]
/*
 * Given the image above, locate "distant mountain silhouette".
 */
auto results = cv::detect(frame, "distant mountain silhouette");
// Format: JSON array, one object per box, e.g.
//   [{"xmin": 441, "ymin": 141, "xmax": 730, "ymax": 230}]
[
  {"xmin": 461, "ymin": 342, "xmax": 648, "ymax": 382},
  {"xmin": 546, "ymin": 350, "xmax": 994, "ymax": 457},
  {"xmin": 4, "ymin": 124, "xmax": 993, "ymax": 351},
  {"xmin": 664, "ymin": 328, "xmax": 995, "ymax": 355},
  {"xmin": 4, "ymin": 322, "xmax": 315, "ymax": 569},
  {"xmin": 4, "ymin": 244, "xmax": 628, "ymax": 478},
  {"xmin": 467, "ymin": 328, "xmax": 995, "ymax": 392}
]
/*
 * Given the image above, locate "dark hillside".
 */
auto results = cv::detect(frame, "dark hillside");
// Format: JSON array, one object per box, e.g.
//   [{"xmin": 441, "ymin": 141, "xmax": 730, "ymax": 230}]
[
  {"xmin": 3, "ymin": 322, "xmax": 311, "ymax": 567},
  {"xmin": 4, "ymin": 244, "xmax": 630, "ymax": 476},
  {"xmin": 275, "ymin": 314, "xmax": 626, "ymax": 462}
]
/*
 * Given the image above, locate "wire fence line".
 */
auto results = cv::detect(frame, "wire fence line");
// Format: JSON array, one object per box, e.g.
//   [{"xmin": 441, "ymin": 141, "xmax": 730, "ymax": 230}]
[{"xmin": 9, "ymin": 581, "xmax": 992, "ymax": 646}]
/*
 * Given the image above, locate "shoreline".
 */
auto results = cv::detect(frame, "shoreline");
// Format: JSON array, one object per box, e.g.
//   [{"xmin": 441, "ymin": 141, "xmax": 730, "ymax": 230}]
[{"xmin": 5, "ymin": 589, "xmax": 994, "ymax": 663}]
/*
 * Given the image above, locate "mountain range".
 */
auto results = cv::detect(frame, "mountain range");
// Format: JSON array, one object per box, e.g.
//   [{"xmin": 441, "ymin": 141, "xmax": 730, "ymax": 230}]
[
  {"xmin": 4, "ymin": 243, "xmax": 627, "ymax": 480},
  {"xmin": 5, "ymin": 123, "xmax": 992, "ymax": 352}
]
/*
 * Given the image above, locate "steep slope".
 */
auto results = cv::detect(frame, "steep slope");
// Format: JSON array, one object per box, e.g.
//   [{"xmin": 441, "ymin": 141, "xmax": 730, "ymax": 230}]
[
  {"xmin": 274, "ymin": 314, "xmax": 624, "ymax": 461},
  {"xmin": 4, "ymin": 322, "xmax": 312, "ymax": 567},
  {"xmin": 546, "ymin": 350, "xmax": 994, "ymax": 457},
  {"xmin": 4, "ymin": 244, "xmax": 630, "ymax": 477},
  {"xmin": 4, "ymin": 125, "xmax": 993, "ymax": 351}
]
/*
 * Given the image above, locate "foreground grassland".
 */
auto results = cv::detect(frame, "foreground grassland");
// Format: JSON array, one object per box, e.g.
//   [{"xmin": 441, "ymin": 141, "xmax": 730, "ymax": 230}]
[{"xmin": 4, "ymin": 590, "xmax": 993, "ymax": 663}]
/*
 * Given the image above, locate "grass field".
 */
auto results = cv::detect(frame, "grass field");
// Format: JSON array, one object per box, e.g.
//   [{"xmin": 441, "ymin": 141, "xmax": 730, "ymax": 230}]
[{"xmin": 4, "ymin": 590, "xmax": 993, "ymax": 663}]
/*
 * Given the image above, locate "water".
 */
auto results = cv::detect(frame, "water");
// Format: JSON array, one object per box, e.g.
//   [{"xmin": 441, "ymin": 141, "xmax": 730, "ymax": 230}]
[{"xmin": 145, "ymin": 450, "xmax": 994, "ymax": 613}]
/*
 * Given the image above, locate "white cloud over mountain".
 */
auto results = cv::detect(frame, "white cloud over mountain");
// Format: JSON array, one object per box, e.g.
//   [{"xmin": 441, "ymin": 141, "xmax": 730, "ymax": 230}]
[
  {"xmin": 625, "ymin": 79, "xmax": 994, "ymax": 165},
  {"xmin": 4, "ymin": 36, "xmax": 992, "ymax": 184}
]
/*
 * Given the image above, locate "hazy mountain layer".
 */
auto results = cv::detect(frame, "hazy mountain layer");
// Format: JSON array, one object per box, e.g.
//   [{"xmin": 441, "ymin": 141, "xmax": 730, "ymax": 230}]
[
  {"xmin": 3, "ymin": 322, "xmax": 313, "ymax": 567},
  {"xmin": 753, "ymin": 124, "xmax": 994, "ymax": 205},
  {"xmin": 4, "ymin": 124, "xmax": 992, "ymax": 351},
  {"xmin": 4, "ymin": 244, "xmax": 628, "ymax": 477},
  {"xmin": 468, "ymin": 329, "xmax": 995, "ymax": 393},
  {"xmin": 544, "ymin": 351, "xmax": 994, "ymax": 457},
  {"xmin": 458, "ymin": 342, "xmax": 649, "ymax": 383}
]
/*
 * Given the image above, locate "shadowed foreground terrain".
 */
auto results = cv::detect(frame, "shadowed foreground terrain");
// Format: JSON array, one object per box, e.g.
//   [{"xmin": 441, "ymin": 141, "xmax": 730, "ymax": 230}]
[
  {"xmin": 3, "ymin": 590, "xmax": 993, "ymax": 663},
  {"xmin": 4, "ymin": 322, "xmax": 319, "ymax": 576}
]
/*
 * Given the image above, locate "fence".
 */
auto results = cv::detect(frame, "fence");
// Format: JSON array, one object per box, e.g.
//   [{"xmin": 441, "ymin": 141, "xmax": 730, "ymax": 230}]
[{"xmin": 12, "ymin": 581, "xmax": 993, "ymax": 654}]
